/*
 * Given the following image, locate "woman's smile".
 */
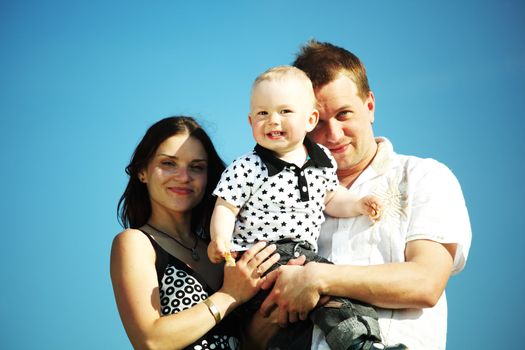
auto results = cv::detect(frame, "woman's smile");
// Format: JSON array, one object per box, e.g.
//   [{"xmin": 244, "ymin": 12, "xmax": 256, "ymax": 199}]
[{"xmin": 168, "ymin": 186, "xmax": 194, "ymax": 195}]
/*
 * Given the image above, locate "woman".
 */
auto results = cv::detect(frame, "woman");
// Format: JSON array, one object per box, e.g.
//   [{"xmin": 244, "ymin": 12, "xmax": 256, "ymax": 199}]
[{"xmin": 110, "ymin": 116, "xmax": 279, "ymax": 349}]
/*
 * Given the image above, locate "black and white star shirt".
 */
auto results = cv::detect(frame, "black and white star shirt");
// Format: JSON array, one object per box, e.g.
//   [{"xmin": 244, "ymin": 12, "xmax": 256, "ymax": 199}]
[{"xmin": 213, "ymin": 138, "xmax": 339, "ymax": 251}]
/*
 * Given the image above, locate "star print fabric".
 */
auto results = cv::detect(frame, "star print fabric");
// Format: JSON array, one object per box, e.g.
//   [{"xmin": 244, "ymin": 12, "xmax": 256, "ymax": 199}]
[{"xmin": 213, "ymin": 146, "xmax": 339, "ymax": 251}]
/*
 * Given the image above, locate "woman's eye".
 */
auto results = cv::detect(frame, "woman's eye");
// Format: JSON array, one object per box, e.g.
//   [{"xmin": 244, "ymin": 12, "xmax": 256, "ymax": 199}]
[
  {"xmin": 161, "ymin": 161, "xmax": 176, "ymax": 167},
  {"xmin": 191, "ymin": 165, "xmax": 206, "ymax": 173}
]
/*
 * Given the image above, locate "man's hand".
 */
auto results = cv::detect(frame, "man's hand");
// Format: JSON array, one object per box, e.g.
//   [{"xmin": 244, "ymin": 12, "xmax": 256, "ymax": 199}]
[{"xmin": 260, "ymin": 261, "xmax": 323, "ymax": 327}]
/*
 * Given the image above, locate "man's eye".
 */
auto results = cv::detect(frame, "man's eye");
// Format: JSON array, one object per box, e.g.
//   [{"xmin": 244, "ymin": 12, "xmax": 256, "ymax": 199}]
[{"xmin": 337, "ymin": 111, "xmax": 352, "ymax": 119}]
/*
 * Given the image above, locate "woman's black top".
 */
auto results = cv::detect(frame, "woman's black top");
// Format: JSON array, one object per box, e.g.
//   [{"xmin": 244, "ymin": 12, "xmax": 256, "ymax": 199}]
[{"xmin": 140, "ymin": 230, "xmax": 241, "ymax": 350}]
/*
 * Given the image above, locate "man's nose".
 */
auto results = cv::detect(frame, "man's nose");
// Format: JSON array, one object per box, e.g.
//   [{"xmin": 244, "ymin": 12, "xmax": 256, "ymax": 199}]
[{"xmin": 325, "ymin": 120, "xmax": 344, "ymax": 143}]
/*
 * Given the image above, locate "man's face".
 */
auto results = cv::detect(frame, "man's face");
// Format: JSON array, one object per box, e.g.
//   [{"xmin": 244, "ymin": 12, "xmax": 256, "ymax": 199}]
[{"xmin": 309, "ymin": 73, "xmax": 376, "ymax": 173}]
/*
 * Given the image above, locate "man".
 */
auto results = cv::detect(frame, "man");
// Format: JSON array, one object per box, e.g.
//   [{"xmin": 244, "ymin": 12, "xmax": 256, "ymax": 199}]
[{"xmin": 259, "ymin": 40, "xmax": 472, "ymax": 349}]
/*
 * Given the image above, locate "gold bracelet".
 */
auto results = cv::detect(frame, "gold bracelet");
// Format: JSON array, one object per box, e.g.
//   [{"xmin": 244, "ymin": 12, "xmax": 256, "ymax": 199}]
[{"xmin": 203, "ymin": 298, "xmax": 221, "ymax": 324}]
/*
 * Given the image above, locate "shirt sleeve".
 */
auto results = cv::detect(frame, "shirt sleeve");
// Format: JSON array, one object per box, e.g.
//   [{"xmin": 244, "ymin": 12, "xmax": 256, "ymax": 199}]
[
  {"xmin": 213, "ymin": 155, "xmax": 256, "ymax": 208},
  {"xmin": 406, "ymin": 159, "xmax": 472, "ymax": 274}
]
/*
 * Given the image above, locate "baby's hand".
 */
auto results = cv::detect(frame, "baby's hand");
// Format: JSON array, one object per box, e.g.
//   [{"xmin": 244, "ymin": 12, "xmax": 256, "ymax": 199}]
[
  {"xmin": 359, "ymin": 195, "xmax": 383, "ymax": 222},
  {"xmin": 208, "ymin": 239, "xmax": 231, "ymax": 264},
  {"xmin": 223, "ymin": 251, "xmax": 236, "ymax": 267}
]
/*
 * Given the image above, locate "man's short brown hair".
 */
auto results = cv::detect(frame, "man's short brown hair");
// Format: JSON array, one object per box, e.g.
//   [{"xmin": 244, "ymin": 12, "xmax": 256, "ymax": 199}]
[{"xmin": 293, "ymin": 40, "xmax": 371, "ymax": 101}]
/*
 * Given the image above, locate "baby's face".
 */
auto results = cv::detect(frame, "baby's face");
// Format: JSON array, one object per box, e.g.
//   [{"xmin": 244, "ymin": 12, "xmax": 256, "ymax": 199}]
[{"xmin": 249, "ymin": 78, "xmax": 318, "ymax": 157}]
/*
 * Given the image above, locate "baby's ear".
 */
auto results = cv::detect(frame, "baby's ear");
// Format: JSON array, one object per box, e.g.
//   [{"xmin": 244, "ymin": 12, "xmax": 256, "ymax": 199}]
[{"xmin": 306, "ymin": 109, "xmax": 319, "ymax": 132}]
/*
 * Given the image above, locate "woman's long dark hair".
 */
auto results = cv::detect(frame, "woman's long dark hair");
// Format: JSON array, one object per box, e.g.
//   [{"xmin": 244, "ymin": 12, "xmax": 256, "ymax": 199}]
[{"xmin": 117, "ymin": 116, "xmax": 225, "ymax": 239}]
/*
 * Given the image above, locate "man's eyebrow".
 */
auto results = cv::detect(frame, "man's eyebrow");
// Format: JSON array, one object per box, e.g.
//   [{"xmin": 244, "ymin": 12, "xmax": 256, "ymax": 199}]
[{"xmin": 336, "ymin": 104, "xmax": 353, "ymax": 111}]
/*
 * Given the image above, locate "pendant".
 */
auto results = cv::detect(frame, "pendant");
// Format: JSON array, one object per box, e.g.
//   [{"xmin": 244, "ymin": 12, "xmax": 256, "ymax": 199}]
[{"xmin": 191, "ymin": 249, "xmax": 200, "ymax": 261}]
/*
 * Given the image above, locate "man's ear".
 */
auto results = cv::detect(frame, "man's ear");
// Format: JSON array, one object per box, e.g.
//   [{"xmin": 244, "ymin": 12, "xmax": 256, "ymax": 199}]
[
  {"xmin": 248, "ymin": 114, "xmax": 252, "ymax": 126},
  {"xmin": 366, "ymin": 91, "xmax": 375, "ymax": 124},
  {"xmin": 305, "ymin": 109, "xmax": 319, "ymax": 132}
]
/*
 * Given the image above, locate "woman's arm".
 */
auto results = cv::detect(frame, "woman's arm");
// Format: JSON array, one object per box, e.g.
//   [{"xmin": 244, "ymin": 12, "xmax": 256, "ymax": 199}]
[{"xmin": 110, "ymin": 229, "xmax": 279, "ymax": 350}]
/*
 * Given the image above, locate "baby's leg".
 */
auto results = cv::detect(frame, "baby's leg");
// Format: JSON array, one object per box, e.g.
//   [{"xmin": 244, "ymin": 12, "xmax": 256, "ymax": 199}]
[
  {"xmin": 297, "ymin": 248, "xmax": 382, "ymax": 349},
  {"xmin": 310, "ymin": 297, "xmax": 382, "ymax": 350},
  {"xmin": 305, "ymin": 248, "xmax": 407, "ymax": 350}
]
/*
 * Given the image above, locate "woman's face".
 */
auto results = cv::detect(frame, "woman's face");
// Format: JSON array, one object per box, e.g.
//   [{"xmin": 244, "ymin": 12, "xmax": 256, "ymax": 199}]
[{"xmin": 140, "ymin": 133, "xmax": 208, "ymax": 216}]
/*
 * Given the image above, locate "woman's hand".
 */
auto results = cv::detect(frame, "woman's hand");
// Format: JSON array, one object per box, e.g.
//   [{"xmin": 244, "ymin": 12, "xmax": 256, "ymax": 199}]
[
  {"xmin": 220, "ymin": 241, "xmax": 280, "ymax": 306},
  {"xmin": 243, "ymin": 255, "xmax": 309, "ymax": 349},
  {"xmin": 244, "ymin": 307, "xmax": 281, "ymax": 350}
]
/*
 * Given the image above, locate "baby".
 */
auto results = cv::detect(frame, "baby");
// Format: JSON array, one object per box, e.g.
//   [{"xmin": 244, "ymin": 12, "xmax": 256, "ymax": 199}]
[
  {"xmin": 209, "ymin": 66, "xmax": 404, "ymax": 350},
  {"xmin": 209, "ymin": 66, "xmax": 380, "ymax": 260}
]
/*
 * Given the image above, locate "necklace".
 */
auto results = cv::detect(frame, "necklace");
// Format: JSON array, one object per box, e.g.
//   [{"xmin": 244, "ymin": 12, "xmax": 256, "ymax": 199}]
[{"xmin": 146, "ymin": 224, "xmax": 200, "ymax": 261}]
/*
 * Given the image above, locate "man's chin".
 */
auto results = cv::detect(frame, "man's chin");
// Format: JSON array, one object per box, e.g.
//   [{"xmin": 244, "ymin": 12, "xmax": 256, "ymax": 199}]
[
  {"xmin": 333, "ymin": 154, "xmax": 357, "ymax": 172},
  {"xmin": 332, "ymin": 150, "xmax": 351, "ymax": 162}
]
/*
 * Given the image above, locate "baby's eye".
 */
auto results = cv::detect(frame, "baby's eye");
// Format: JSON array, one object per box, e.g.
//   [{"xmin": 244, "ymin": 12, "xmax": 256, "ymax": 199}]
[
  {"xmin": 280, "ymin": 109, "xmax": 293, "ymax": 114},
  {"xmin": 257, "ymin": 111, "xmax": 268, "ymax": 116}
]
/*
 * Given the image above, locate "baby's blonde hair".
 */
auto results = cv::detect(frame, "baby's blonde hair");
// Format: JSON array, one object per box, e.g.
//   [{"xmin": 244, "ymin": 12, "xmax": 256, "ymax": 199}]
[{"xmin": 251, "ymin": 65, "xmax": 316, "ymax": 108}]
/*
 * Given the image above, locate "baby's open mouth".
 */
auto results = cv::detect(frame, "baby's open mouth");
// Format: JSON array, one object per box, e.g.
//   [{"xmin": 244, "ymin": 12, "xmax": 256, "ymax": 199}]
[{"xmin": 267, "ymin": 131, "xmax": 285, "ymax": 137}]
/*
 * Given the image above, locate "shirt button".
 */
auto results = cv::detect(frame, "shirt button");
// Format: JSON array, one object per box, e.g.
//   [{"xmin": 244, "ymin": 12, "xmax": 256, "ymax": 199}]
[
  {"xmin": 294, "ymin": 251, "xmax": 300, "ymax": 258},
  {"xmin": 300, "ymin": 171, "xmax": 304, "ymax": 176},
  {"xmin": 302, "ymin": 186, "xmax": 307, "ymax": 192}
]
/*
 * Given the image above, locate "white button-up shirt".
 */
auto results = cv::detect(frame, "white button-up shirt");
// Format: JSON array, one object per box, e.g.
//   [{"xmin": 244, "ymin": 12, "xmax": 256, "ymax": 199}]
[{"xmin": 312, "ymin": 137, "xmax": 472, "ymax": 350}]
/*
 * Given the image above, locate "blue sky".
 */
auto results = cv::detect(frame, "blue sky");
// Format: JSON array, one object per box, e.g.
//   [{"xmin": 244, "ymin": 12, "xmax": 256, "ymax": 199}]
[{"xmin": 1, "ymin": 0, "xmax": 524, "ymax": 348}]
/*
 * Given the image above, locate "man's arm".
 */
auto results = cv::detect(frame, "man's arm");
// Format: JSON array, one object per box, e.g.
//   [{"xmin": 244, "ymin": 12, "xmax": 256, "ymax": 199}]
[
  {"xmin": 260, "ymin": 239, "xmax": 456, "ymax": 325},
  {"xmin": 318, "ymin": 240, "xmax": 456, "ymax": 308}
]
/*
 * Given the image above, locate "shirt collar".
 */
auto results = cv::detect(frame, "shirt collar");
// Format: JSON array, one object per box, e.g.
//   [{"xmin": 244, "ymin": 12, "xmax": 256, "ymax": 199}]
[
  {"xmin": 254, "ymin": 137, "xmax": 333, "ymax": 176},
  {"xmin": 351, "ymin": 137, "xmax": 396, "ymax": 189},
  {"xmin": 369, "ymin": 137, "xmax": 394, "ymax": 175}
]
